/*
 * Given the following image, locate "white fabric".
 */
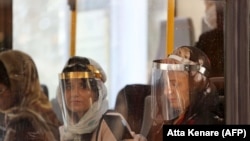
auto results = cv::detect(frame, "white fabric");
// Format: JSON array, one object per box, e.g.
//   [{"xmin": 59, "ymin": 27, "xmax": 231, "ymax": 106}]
[
  {"xmin": 169, "ymin": 54, "xmax": 207, "ymax": 75},
  {"xmin": 59, "ymin": 99, "xmax": 109, "ymax": 141},
  {"xmin": 168, "ymin": 55, "xmax": 195, "ymax": 65}
]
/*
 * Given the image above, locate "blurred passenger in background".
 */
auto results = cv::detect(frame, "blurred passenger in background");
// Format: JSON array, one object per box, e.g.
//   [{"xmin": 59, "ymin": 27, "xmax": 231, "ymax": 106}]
[
  {"xmin": 147, "ymin": 46, "xmax": 223, "ymax": 141},
  {"xmin": 0, "ymin": 50, "xmax": 61, "ymax": 141},
  {"xmin": 195, "ymin": 0, "xmax": 225, "ymax": 77},
  {"xmin": 41, "ymin": 84, "xmax": 49, "ymax": 99}
]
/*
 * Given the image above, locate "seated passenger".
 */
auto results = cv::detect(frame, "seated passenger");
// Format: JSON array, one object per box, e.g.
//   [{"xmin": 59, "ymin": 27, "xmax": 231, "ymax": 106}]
[
  {"xmin": 195, "ymin": 0, "xmax": 225, "ymax": 77},
  {"xmin": 41, "ymin": 84, "xmax": 49, "ymax": 98},
  {"xmin": 58, "ymin": 56, "xmax": 147, "ymax": 141},
  {"xmin": 147, "ymin": 46, "xmax": 223, "ymax": 141},
  {"xmin": 0, "ymin": 50, "xmax": 62, "ymax": 140}
]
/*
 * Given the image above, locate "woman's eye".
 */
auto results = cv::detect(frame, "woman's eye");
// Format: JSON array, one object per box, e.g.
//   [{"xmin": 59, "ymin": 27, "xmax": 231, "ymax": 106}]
[
  {"xmin": 170, "ymin": 82, "xmax": 178, "ymax": 87},
  {"xmin": 81, "ymin": 84, "xmax": 90, "ymax": 89},
  {"xmin": 80, "ymin": 85, "xmax": 86, "ymax": 89},
  {"xmin": 65, "ymin": 85, "xmax": 72, "ymax": 90}
]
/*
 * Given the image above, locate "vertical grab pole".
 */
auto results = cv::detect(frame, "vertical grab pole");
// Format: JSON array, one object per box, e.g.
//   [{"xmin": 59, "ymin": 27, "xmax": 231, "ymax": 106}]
[
  {"xmin": 166, "ymin": 0, "xmax": 175, "ymax": 56},
  {"xmin": 68, "ymin": 0, "xmax": 77, "ymax": 57}
]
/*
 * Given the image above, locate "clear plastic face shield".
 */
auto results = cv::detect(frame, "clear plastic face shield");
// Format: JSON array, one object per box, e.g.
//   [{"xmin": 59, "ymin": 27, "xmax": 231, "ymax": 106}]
[
  {"xmin": 151, "ymin": 58, "xmax": 207, "ymax": 121},
  {"xmin": 59, "ymin": 71, "xmax": 105, "ymax": 126}
]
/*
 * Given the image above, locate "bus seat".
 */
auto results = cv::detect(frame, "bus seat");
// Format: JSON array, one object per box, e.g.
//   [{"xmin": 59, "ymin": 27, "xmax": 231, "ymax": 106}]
[
  {"xmin": 140, "ymin": 95, "xmax": 153, "ymax": 137},
  {"xmin": 157, "ymin": 17, "xmax": 195, "ymax": 59},
  {"xmin": 114, "ymin": 84, "xmax": 151, "ymax": 134},
  {"xmin": 209, "ymin": 77, "xmax": 225, "ymax": 119},
  {"xmin": 209, "ymin": 77, "xmax": 224, "ymax": 96}
]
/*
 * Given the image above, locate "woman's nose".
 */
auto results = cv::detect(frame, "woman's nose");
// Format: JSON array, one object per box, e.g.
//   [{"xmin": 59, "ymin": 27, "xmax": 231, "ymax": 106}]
[
  {"xmin": 164, "ymin": 84, "xmax": 174, "ymax": 95},
  {"xmin": 71, "ymin": 86, "xmax": 81, "ymax": 96}
]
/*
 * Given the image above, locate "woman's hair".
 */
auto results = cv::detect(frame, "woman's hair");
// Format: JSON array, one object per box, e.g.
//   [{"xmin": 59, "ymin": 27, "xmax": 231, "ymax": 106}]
[{"xmin": 4, "ymin": 108, "xmax": 57, "ymax": 141}]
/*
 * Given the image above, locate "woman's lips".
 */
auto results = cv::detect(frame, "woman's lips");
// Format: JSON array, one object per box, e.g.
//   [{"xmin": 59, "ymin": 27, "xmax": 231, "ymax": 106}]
[
  {"xmin": 168, "ymin": 97, "xmax": 178, "ymax": 103},
  {"xmin": 71, "ymin": 100, "xmax": 82, "ymax": 104}
]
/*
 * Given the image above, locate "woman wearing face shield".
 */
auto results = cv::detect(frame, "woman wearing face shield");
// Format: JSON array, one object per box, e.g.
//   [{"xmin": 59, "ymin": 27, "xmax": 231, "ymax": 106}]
[
  {"xmin": 58, "ymin": 56, "xmax": 147, "ymax": 141},
  {"xmin": 147, "ymin": 46, "xmax": 223, "ymax": 141}
]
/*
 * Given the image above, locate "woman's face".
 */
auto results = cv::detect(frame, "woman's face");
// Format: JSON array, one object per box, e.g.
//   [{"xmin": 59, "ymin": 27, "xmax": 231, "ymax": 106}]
[
  {"xmin": 64, "ymin": 79, "xmax": 96, "ymax": 117},
  {"xmin": 204, "ymin": 0, "xmax": 217, "ymax": 29},
  {"xmin": 0, "ymin": 83, "xmax": 13, "ymax": 111},
  {"xmin": 164, "ymin": 71, "xmax": 190, "ymax": 110}
]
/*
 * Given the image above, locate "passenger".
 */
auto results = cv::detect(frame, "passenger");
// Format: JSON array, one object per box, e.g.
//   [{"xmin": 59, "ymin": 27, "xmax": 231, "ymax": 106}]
[
  {"xmin": 58, "ymin": 56, "xmax": 147, "ymax": 141},
  {"xmin": 0, "ymin": 50, "xmax": 61, "ymax": 140},
  {"xmin": 41, "ymin": 84, "xmax": 49, "ymax": 98},
  {"xmin": 147, "ymin": 46, "xmax": 223, "ymax": 141},
  {"xmin": 195, "ymin": 0, "xmax": 225, "ymax": 77}
]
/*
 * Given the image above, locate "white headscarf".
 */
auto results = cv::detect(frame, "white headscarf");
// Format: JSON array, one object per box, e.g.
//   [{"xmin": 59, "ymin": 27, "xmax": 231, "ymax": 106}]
[{"xmin": 59, "ymin": 80, "xmax": 109, "ymax": 141}]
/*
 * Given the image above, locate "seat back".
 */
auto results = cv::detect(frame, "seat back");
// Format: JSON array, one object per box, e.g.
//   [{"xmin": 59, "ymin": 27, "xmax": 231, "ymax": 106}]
[
  {"xmin": 114, "ymin": 84, "xmax": 151, "ymax": 134},
  {"xmin": 209, "ymin": 77, "xmax": 225, "ymax": 120},
  {"xmin": 209, "ymin": 77, "xmax": 224, "ymax": 96},
  {"xmin": 140, "ymin": 95, "xmax": 153, "ymax": 137},
  {"xmin": 157, "ymin": 17, "xmax": 195, "ymax": 59}
]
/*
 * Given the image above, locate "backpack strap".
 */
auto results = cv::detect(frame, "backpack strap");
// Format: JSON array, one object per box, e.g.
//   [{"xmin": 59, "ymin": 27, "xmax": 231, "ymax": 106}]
[{"xmin": 0, "ymin": 112, "xmax": 6, "ymax": 140}]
